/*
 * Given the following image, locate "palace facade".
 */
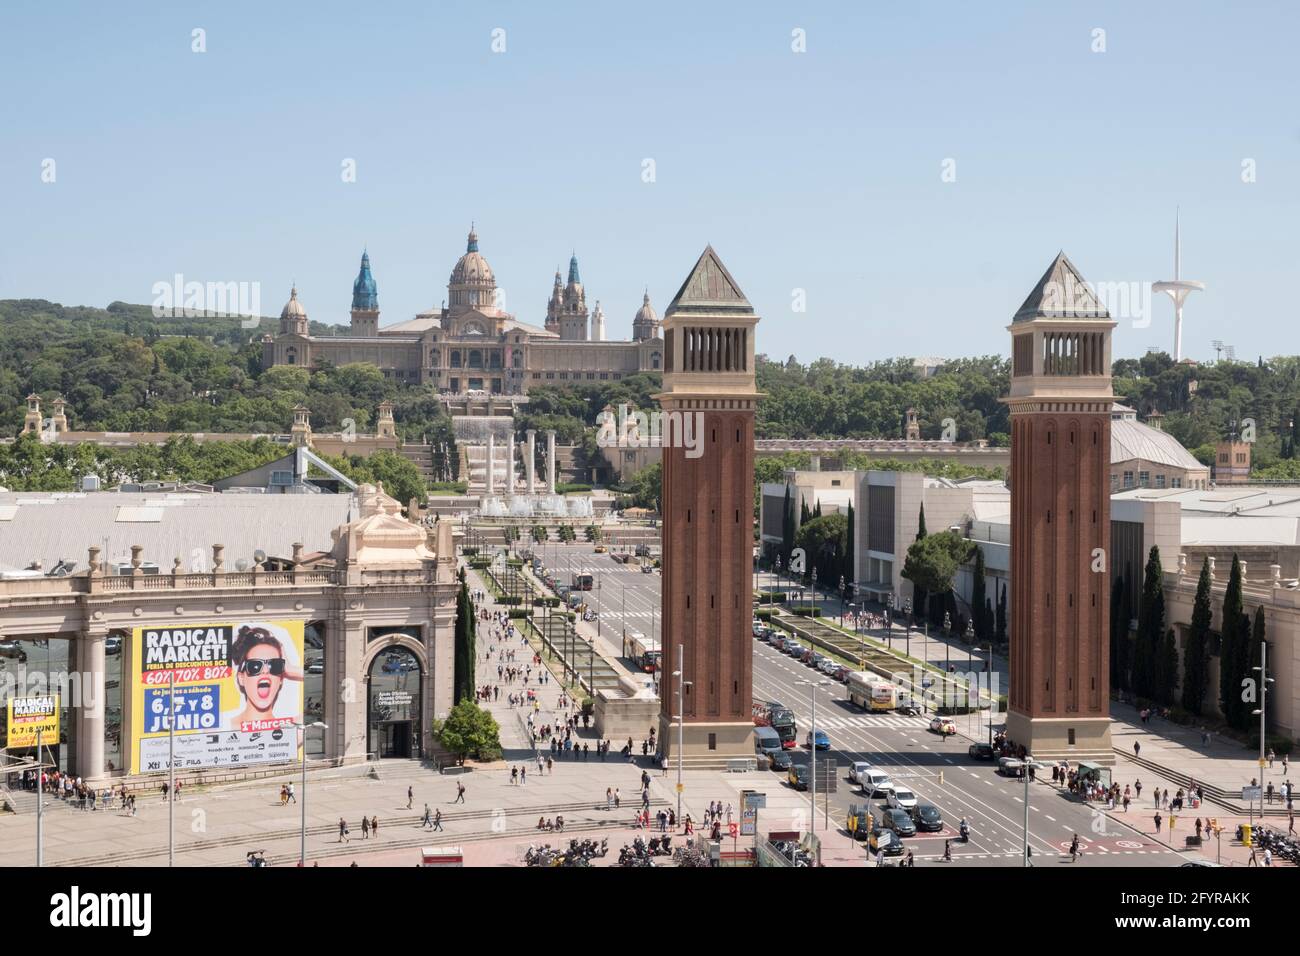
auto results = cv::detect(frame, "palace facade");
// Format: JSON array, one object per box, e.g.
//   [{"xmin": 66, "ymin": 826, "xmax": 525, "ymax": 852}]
[{"xmin": 262, "ymin": 229, "xmax": 665, "ymax": 394}]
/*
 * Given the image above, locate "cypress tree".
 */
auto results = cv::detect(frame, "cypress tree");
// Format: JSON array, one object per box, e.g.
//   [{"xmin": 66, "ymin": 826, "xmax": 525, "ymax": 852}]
[
  {"xmin": 1109, "ymin": 571, "xmax": 1126, "ymax": 691},
  {"xmin": 844, "ymin": 499, "xmax": 855, "ymax": 586},
  {"xmin": 971, "ymin": 547, "xmax": 988, "ymax": 642},
  {"xmin": 781, "ymin": 485, "xmax": 794, "ymax": 569},
  {"xmin": 912, "ymin": 504, "xmax": 928, "ymax": 621},
  {"xmin": 800, "ymin": 496, "xmax": 811, "ymax": 525},
  {"xmin": 813, "ymin": 498, "xmax": 822, "ymax": 519},
  {"xmin": 1135, "ymin": 546, "xmax": 1165, "ymax": 699},
  {"xmin": 996, "ymin": 582, "xmax": 1007, "ymax": 647},
  {"xmin": 1248, "ymin": 608, "xmax": 1267, "ymax": 734},
  {"xmin": 1219, "ymin": 554, "xmax": 1244, "ymax": 725},
  {"xmin": 1181, "ymin": 556, "xmax": 1212, "ymax": 715},
  {"xmin": 1158, "ymin": 628, "xmax": 1179, "ymax": 706},
  {"xmin": 453, "ymin": 573, "xmax": 475, "ymax": 704}
]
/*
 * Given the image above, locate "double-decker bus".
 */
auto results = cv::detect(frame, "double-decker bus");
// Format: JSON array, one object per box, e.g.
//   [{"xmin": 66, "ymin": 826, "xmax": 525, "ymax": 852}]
[
  {"xmin": 622, "ymin": 630, "xmax": 660, "ymax": 673},
  {"xmin": 752, "ymin": 700, "xmax": 798, "ymax": 749},
  {"xmin": 846, "ymin": 672, "xmax": 899, "ymax": 712}
]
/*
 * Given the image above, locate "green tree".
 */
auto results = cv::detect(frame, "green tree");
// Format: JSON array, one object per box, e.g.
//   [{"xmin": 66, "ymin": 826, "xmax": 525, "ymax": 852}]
[
  {"xmin": 432, "ymin": 698, "xmax": 502, "ymax": 764},
  {"xmin": 1109, "ymin": 570, "xmax": 1127, "ymax": 692},
  {"xmin": 901, "ymin": 530, "xmax": 973, "ymax": 604},
  {"xmin": 794, "ymin": 513, "xmax": 849, "ymax": 582},
  {"xmin": 1158, "ymin": 629, "xmax": 1180, "ymax": 707},
  {"xmin": 800, "ymin": 496, "xmax": 811, "ymax": 525},
  {"xmin": 970, "ymin": 547, "xmax": 989, "ymax": 643},
  {"xmin": 1219, "ymin": 554, "xmax": 1245, "ymax": 725},
  {"xmin": 453, "ymin": 574, "xmax": 476, "ymax": 704},
  {"xmin": 1134, "ymin": 546, "xmax": 1165, "ymax": 699},
  {"xmin": 1181, "ymin": 557, "xmax": 1212, "ymax": 715},
  {"xmin": 843, "ymin": 499, "xmax": 855, "ymax": 586},
  {"xmin": 995, "ymin": 582, "xmax": 1007, "ymax": 647}
]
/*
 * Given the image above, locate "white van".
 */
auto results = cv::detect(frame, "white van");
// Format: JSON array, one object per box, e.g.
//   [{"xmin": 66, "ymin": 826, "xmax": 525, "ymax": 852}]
[{"xmin": 859, "ymin": 770, "xmax": 894, "ymax": 797}]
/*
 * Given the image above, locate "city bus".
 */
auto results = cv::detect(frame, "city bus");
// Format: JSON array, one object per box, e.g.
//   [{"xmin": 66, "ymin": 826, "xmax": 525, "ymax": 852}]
[
  {"xmin": 571, "ymin": 571, "xmax": 594, "ymax": 591},
  {"xmin": 752, "ymin": 700, "xmax": 798, "ymax": 749},
  {"xmin": 846, "ymin": 672, "xmax": 899, "ymax": 712},
  {"xmin": 622, "ymin": 630, "xmax": 660, "ymax": 673}
]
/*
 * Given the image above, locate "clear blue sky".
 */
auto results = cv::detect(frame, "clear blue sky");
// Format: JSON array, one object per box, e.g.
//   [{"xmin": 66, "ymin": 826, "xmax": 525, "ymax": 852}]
[{"xmin": 2, "ymin": 1, "xmax": 1296, "ymax": 363}]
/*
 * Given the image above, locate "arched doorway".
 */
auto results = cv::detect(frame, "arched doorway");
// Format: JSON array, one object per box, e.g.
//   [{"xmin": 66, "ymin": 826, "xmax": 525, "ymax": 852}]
[{"xmin": 367, "ymin": 645, "xmax": 423, "ymax": 759}]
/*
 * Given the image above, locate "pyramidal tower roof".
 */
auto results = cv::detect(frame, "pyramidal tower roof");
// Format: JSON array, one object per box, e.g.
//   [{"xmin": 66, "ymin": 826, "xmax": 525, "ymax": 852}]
[
  {"xmin": 1013, "ymin": 251, "xmax": 1111, "ymax": 323},
  {"xmin": 666, "ymin": 245, "xmax": 752, "ymax": 315}
]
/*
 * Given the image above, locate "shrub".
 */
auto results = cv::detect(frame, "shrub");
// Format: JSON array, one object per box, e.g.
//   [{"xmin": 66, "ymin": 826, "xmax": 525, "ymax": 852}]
[
  {"xmin": 788, "ymin": 605, "xmax": 821, "ymax": 617},
  {"xmin": 507, "ymin": 609, "xmax": 531, "ymax": 619},
  {"xmin": 756, "ymin": 591, "xmax": 788, "ymax": 602},
  {"xmin": 497, "ymin": 596, "xmax": 522, "ymax": 606},
  {"xmin": 754, "ymin": 608, "xmax": 774, "ymax": 621}
]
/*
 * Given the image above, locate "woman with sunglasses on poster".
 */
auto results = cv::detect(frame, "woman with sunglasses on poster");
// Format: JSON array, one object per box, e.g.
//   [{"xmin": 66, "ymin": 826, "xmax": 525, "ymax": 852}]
[{"xmin": 224, "ymin": 625, "xmax": 303, "ymax": 732}]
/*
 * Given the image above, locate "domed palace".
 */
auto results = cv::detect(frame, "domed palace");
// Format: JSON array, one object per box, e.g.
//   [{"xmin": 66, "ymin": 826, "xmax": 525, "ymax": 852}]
[{"xmin": 262, "ymin": 228, "xmax": 664, "ymax": 396}]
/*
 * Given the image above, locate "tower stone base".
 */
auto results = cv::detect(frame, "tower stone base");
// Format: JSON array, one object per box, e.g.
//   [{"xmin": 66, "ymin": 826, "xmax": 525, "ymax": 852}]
[
  {"xmin": 1005, "ymin": 711, "xmax": 1114, "ymax": 766},
  {"xmin": 657, "ymin": 717, "xmax": 755, "ymax": 771}
]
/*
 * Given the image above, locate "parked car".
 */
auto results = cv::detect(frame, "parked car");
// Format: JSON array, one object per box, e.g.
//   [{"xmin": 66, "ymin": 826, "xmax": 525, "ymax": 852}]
[
  {"xmin": 787, "ymin": 763, "xmax": 811, "ymax": 791},
  {"xmin": 784, "ymin": 641, "xmax": 803, "ymax": 657},
  {"xmin": 811, "ymin": 654, "xmax": 831, "ymax": 669},
  {"xmin": 799, "ymin": 647, "xmax": 817, "ymax": 665},
  {"xmin": 968, "ymin": 742, "xmax": 995, "ymax": 761},
  {"xmin": 770, "ymin": 635, "xmax": 787, "ymax": 652},
  {"xmin": 832, "ymin": 664, "xmax": 851, "ymax": 682},
  {"xmin": 887, "ymin": 787, "xmax": 918, "ymax": 812},
  {"xmin": 929, "ymin": 717, "xmax": 957, "ymax": 736},
  {"xmin": 767, "ymin": 749, "xmax": 793, "ymax": 772},
  {"xmin": 912, "ymin": 804, "xmax": 944, "ymax": 832},
  {"xmin": 806, "ymin": 729, "xmax": 831, "ymax": 751}
]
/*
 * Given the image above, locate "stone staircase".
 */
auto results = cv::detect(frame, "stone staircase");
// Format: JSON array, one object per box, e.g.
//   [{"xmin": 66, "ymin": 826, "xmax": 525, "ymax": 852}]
[{"xmin": 399, "ymin": 443, "xmax": 435, "ymax": 481}]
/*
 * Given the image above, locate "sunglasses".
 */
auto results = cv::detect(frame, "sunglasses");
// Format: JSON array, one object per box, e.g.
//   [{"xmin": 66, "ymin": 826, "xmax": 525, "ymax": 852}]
[{"xmin": 239, "ymin": 658, "xmax": 286, "ymax": 677}]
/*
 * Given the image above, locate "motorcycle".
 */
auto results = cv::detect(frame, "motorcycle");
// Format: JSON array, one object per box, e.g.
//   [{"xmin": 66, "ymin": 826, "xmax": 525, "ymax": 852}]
[{"xmin": 958, "ymin": 821, "xmax": 970, "ymax": 843}]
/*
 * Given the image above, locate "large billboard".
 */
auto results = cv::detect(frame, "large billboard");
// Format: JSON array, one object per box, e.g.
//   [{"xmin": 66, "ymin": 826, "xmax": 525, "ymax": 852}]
[
  {"xmin": 128, "ymin": 621, "xmax": 305, "ymax": 774},
  {"xmin": 6, "ymin": 694, "xmax": 60, "ymax": 749}
]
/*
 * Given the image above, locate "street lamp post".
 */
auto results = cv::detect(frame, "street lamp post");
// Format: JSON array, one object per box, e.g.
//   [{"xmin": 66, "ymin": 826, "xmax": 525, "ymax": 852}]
[
  {"xmin": 904, "ymin": 598, "xmax": 912, "ymax": 659},
  {"xmin": 298, "ymin": 721, "xmax": 328, "ymax": 867},
  {"xmin": 1251, "ymin": 640, "xmax": 1274, "ymax": 825},
  {"xmin": 673, "ymin": 645, "xmax": 692, "ymax": 822},
  {"xmin": 943, "ymin": 612, "xmax": 951, "ymax": 675},
  {"xmin": 796, "ymin": 678, "xmax": 833, "ymax": 833},
  {"xmin": 35, "ymin": 726, "xmax": 43, "ymax": 867},
  {"xmin": 811, "ymin": 568, "xmax": 819, "ymax": 618},
  {"xmin": 168, "ymin": 668, "xmax": 176, "ymax": 868},
  {"xmin": 1005, "ymin": 756, "xmax": 1042, "ymax": 866},
  {"xmin": 839, "ymin": 576, "xmax": 846, "ymax": 626}
]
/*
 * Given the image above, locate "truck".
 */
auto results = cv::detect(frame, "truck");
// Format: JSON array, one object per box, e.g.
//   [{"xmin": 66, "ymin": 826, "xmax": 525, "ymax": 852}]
[
  {"xmin": 622, "ymin": 630, "xmax": 661, "ymax": 673},
  {"xmin": 752, "ymin": 700, "xmax": 798, "ymax": 749}
]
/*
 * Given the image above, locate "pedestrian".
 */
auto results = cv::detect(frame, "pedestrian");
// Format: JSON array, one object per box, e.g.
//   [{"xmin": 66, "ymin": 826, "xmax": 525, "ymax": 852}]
[
  {"xmin": 1153, "ymin": 812, "xmax": 1162, "ymax": 834},
  {"xmin": 362, "ymin": 815, "xmax": 371, "ymax": 839},
  {"xmin": 287, "ymin": 782, "xmax": 296, "ymax": 804},
  {"xmin": 519, "ymin": 767, "xmax": 526, "ymax": 786},
  {"xmin": 407, "ymin": 785, "xmax": 414, "ymax": 810},
  {"xmin": 614, "ymin": 788, "xmax": 621, "ymax": 809},
  {"xmin": 511, "ymin": 766, "xmax": 518, "ymax": 786},
  {"xmin": 1069, "ymin": 834, "xmax": 1079, "ymax": 862},
  {"xmin": 1133, "ymin": 740, "xmax": 1140, "ymax": 758},
  {"xmin": 433, "ymin": 809, "xmax": 444, "ymax": 832},
  {"xmin": 1264, "ymin": 847, "xmax": 1272, "ymax": 867},
  {"xmin": 371, "ymin": 815, "xmax": 379, "ymax": 838},
  {"xmin": 338, "ymin": 817, "xmax": 350, "ymax": 843},
  {"xmin": 1290, "ymin": 812, "xmax": 1297, "ymax": 838},
  {"xmin": 422, "ymin": 804, "xmax": 433, "ymax": 829},
  {"xmin": 1135, "ymin": 779, "xmax": 1143, "ymax": 800},
  {"xmin": 455, "ymin": 781, "xmax": 466, "ymax": 803},
  {"xmin": 943, "ymin": 840, "xmax": 952, "ymax": 862},
  {"xmin": 606, "ymin": 787, "xmax": 614, "ymax": 810}
]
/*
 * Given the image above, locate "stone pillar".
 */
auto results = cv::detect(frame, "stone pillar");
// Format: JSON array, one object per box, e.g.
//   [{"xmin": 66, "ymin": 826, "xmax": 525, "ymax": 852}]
[
  {"xmin": 546, "ymin": 430, "xmax": 557, "ymax": 494},
  {"xmin": 507, "ymin": 431, "xmax": 516, "ymax": 496},
  {"xmin": 78, "ymin": 630, "xmax": 107, "ymax": 782},
  {"xmin": 486, "ymin": 433, "xmax": 496, "ymax": 495},
  {"xmin": 526, "ymin": 429, "xmax": 536, "ymax": 494}
]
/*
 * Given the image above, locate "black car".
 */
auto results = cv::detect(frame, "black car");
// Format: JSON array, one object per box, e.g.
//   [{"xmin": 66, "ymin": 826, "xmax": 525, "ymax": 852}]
[
  {"xmin": 968, "ymin": 742, "xmax": 995, "ymax": 761},
  {"xmin": 787, "ymin": 763, "xmax": 811, "ymax": 791},
  {"xmin": 879, "ymin": 808, "xmax": 916, "ymax": 837},
  {"xmin": 767, "ymin": 749, "xmax": 793, "ymax": 772},
  {"xmin": 912, "ymin": 803, "xmax": 943, "ymax": 832}
]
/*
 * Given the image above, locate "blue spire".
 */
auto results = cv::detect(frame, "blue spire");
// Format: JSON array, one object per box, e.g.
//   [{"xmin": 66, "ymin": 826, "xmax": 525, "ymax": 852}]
[
  {"xmin": 351, "ymin": 249, "xmax": 378, "ymax": 310},
  {"xmin": 467, "ymin": 224, "xmax": 478, "ymax": 253},
  {"xmin": 568, "ymin": 253, "xmax": 580, "ymax": 285}
]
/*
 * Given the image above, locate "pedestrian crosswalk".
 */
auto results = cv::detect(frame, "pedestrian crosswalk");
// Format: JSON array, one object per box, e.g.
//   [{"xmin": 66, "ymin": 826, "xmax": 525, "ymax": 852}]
[{"xmin": 810, "ymin": 715, "xmax": 926, "ymax": 730}]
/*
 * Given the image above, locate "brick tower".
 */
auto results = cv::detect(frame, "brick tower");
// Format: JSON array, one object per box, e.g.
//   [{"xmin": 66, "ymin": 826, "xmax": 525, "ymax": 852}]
[
  {"xmin": 1003, "ymin": 252, "xmax": 1116, "ymax": 764},
  {"xmin": 657, "ymin": 247, "xmax": 760, "ymax": 767}
]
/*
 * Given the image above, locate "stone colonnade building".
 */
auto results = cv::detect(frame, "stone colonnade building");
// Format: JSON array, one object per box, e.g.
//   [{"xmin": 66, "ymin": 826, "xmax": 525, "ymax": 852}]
[{"xmin": 0, "ymin": 484, "xmax": 458, "ymax": 785}]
